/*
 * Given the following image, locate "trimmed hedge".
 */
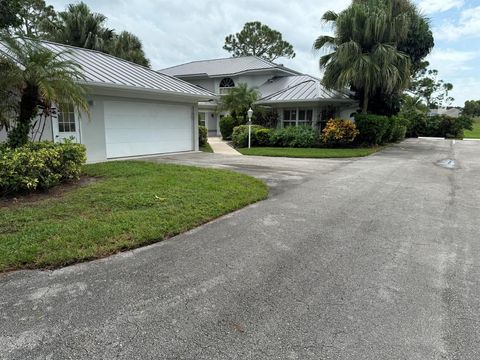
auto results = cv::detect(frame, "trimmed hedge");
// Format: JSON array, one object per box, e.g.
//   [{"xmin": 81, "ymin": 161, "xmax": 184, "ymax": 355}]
[
  {"xmin": 269, "ymin": 126, "xmax": 318, "ymax": 148},
  {"xmin": 198, "ymin": 125, "xmax": 208, "ymax": 146},
  {"xmin": 0, "ymin": 141, "xmax": 86, "ymax": 195},
  {"xmin": 354, "ymin": 114, "xmax": 407, "ymax": 145},
  {"xmin": 231, "ymin": 125, "xmax": 266, "ymax": 148}
]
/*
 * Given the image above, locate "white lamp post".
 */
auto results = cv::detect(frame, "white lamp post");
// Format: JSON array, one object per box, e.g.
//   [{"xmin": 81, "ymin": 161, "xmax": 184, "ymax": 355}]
[{"xmin": 247, "ymin": 107, "xmax": 253, "ymax": 149}]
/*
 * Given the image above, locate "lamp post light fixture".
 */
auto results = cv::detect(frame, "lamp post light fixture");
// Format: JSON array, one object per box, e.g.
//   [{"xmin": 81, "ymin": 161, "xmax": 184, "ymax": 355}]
[{"xmin": 247, "ymin": 107, "xmax": 253, "ymax": 149}]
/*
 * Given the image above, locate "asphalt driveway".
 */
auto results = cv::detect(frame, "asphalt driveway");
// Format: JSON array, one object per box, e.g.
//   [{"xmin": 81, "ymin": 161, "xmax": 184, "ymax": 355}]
[{"xmin": 2, "ymin": 139, "xmax": 480, "ymax": 359}]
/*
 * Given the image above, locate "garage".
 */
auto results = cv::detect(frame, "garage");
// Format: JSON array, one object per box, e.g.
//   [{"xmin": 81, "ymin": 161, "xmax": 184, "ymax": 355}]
[{"xmin": 104, "ymin": 100, "xmax": 194, "ymax": 158}]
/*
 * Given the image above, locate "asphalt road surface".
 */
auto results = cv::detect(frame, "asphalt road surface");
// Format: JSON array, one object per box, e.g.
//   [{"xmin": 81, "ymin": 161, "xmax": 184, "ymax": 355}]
[{"xmin": 1, "ymin": 138, "xmax": 480, "ymax": 359}]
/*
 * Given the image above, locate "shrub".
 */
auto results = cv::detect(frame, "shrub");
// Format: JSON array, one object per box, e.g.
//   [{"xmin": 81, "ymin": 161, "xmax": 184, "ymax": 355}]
[
  {"xmin": 354, "ymin": 114, "xmax": 389, "ymax": 145},
  {"xmin": 231, "ymin": 125, "xmax": 266, "ymax": 148},
  {"xmin": 255, "ymin": 128, "xmax": 272, "ymax": 146},
  {"xmin": 437, "ymin": 115, "xmax": 473, "ymax": 139},
  {"xmin": 269, "ymin": 126, "xmax": 318, "ymax": 148},
  {"xmin": 0, "ymin": 141, "xmax": 86, "ymax": 196},
  {"xmin": 402, "ymin": 113, "xmax": 473, "ymax": 139},
  {"xmin": 198, "ymin": 125, "xmax": 208, "ymax": 146},
  {"xmin": 219, "ymin": 115, "xmax": 235, "ymax": 140},
  {"xmin": 321, "ymin": 119, "xmax": 359, "ymax": 145},
  {"xmin": 389, "ymin": 116, "xmax": 407, "ymax": 142}
]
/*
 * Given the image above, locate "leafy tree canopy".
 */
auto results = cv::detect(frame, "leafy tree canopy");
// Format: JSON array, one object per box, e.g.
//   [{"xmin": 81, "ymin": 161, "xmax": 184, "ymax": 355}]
[
  {"xmin": 408, "ymin": 65, "xmax": 453, "ymax": 109},
  {"xmin": 463, "ymin": 100, "xmax": 480, "ymax": 117},
  {"xmin": 107, "ymin": 31, "xmax": 150, "ymax": 67},
  {"xmin": 0, "ymin": 0, "xmax": 57, "ymax": 37},
  {"xmin": 224, "ymin": 21, "xmax": 295, "ymax": 61}
]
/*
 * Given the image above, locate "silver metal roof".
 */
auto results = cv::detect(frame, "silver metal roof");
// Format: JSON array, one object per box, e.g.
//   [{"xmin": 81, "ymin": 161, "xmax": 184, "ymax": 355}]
[
  {"xmin": 256, "ymin": 75, "xmax": 353, "ymax": 104},
  {"xmin": 160, "ymin": 56, "xmax": 300, "ymax": 77},
  {"xmin": 0, "ymin": 40, "xmax": 215, "ymax": 99}
]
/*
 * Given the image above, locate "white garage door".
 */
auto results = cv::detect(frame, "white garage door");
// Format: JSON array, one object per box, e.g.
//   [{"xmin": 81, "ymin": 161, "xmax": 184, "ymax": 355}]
[{"xmin": 104, "ymin": 100, "xmax": 193, "ymax": 158}]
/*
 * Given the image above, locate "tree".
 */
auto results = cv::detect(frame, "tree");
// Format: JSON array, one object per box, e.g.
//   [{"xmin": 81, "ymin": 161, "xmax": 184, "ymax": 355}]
[
  {"xmin": 223, "ymin": 21, "xmax": 295, "ymax": 61},
  {"xmin": 219, "ymin": 83, "xmax": 259, "ymax": 120},
  {"xmin": 0, "ymin": 35, "xmax": 89, "ymax": 147},
  {"xmin": 45, "ymin": 2, "xmax": 113, "ymax": 51},
  {"xmin": 314, "ymin": 0, "xmax": 411, "ymax": 113},
  {"xmin": 463, "ymin": 100, "xmax": 480, "ymax": 117},
  {"xmin": 315, "ymin": 0, "xmax": 433, "ymax": 115},
  {"xmin": 0, "ymin": 0, "xmax": 22, "ymax": 31},
  {"xmin": 409, "ymin": 66, "xmax": 453, "ymax": 108},
  {"xmin": 107, "ymin": 31, "xmax": 150, "ymax": 67}
]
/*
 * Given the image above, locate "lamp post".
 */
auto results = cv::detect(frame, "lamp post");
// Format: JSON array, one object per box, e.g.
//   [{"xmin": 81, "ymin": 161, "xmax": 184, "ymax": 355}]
[{"xmin": 247, "ymin": 107, "xmax": 253, "ymax": 149}]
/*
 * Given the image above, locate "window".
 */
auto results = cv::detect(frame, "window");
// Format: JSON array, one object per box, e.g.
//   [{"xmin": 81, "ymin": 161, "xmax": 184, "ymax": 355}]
[
  {"xmin": 283, "ymin": 109, "xmax": 296, "ymax": 127},
  {"xmin": 219, "ymin": 77, "xmax": 235, "ymax": 95},
  {"xmin": 198, "ymin": 112, "xmax": 206, "ymax": 126},
  {"xmin": 283, "ymin": 108, "xmax": 313, "ymax": 127},
  {"xmin": 57, "ymin": 105, "xmax": 76, "ymax": 132},
  {"xmin": 298, "ymin": 109, "xmax": 313, "ymax": 126}
]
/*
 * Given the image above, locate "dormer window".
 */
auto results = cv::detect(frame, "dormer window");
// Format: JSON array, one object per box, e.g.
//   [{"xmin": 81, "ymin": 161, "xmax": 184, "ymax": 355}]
[{"xmin": 219, "ymin": 77, "xmax": 235, "ymax": 95}]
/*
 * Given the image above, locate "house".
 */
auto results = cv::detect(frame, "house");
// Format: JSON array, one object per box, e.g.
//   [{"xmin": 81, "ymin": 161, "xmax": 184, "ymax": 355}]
[
  {"xmin": 0, "ymin": 40, "xmax": 215, "ymax": 163},
  {"xmin": 160, "ymin": 56, "xmax": 358, "ymax": 135}
]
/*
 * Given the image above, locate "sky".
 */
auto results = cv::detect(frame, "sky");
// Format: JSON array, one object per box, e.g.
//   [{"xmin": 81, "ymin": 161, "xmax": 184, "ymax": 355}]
[{"xmin": 48, "ymin": 0, "xmax": 480, "ymax": 106}]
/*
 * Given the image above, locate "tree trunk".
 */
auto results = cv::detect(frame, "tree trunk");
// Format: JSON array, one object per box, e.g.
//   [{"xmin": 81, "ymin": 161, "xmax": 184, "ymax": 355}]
[
  {"xmin": 7, "ymin": 85, "xmax": 38, "ymax": 148},
  {"xmin": 362, "ymin": 90, "xmax": 369, "ymax": 114}
]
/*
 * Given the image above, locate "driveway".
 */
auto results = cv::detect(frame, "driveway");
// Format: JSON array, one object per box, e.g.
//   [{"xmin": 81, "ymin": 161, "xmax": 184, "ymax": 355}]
[{"xmin": 1, "ymin": 139, "xmax": 480, "ymax": 359}]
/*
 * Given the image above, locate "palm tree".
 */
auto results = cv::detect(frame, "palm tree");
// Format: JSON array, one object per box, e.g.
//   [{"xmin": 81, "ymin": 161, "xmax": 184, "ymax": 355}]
[
  {"xmin": 219, "ymin": 83, "xmax": 259, "ymax": 120},
  {"xmin": 44, "ymin": 2, "xmax": 113, "ymax": 51},
  {"xmin": 314, "ymin": 0, "xmax": 412, "ymax": 113},
  {"xmin": 0, "ymin": 36, "xmax": 89, "ymax": 147},
  {"xmin": 107, "ymin": 31, "xmax": 150, "ymax": 67}
]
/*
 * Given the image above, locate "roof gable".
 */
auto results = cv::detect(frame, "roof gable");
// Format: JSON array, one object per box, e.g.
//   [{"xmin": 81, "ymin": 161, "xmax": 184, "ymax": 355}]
[{"xmin": 160, "ymin": 56, "xmax": 300, "ymax": 77}]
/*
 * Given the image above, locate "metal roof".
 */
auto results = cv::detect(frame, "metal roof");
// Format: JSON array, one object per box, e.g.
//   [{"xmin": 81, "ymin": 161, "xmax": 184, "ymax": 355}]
[
  {"xmin": 160, "ymin": 56, "xmax": 300, "ymax": 77},
  {"xmin": 256, "ymin": 75, "xmax": 353, "ymax": 104},
  {"xmin": 0, "ymin": 39, "xmax": 215, "ymax": 99}
]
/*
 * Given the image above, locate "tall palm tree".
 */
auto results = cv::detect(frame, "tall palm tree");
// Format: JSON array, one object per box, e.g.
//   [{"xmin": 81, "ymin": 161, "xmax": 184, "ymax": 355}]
[
  {"xmin": 314, "ymin": 0, "xmax": 412, "ymax": 113},
  {"xmin": 0, "ymin": 35, "xmax": 89, "ymax": 147},
  {"xmin": 219, "ymin": 83, "xmax": 259, "ymax": 120},
  {"xmin": 107, "ymin": 31, "xmax": 150, "ymax": 67},
  {"xmin": 45, "ymin": 2, "xmax": 113, "ymax": 51}
]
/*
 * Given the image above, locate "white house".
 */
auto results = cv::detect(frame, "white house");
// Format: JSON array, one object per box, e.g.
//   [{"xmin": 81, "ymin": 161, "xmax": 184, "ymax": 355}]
[
  {"xmin": 160, "ymin": 56, "xmax": 358, "ymax": 135},
  {"xmin": 0, "ymin": 40, "xmax": 215, "ymax": 163}
]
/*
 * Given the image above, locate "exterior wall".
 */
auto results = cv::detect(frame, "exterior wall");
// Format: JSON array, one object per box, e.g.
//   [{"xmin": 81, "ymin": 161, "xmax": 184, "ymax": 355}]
[
  {"xmin": 183, "ymin": 78, "xmax": 215, "ymax": 93},
  {"xmin": 80, "ymin": 96, "xmax": 107, "ymax": 163},
  {"xmin": 340, "ymin": 107, "xmax": 357, "ymax": 121}
]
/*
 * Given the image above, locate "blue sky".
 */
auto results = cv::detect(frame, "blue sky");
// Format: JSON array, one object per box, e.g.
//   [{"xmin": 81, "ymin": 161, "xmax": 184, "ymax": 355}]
[{"xmin": 49, "ymin": 0, "xmax": 480, "ymax": 106}]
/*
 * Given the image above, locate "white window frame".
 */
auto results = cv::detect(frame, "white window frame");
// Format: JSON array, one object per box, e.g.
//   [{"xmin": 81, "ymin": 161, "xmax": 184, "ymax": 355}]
[
  {"xmin": 282, "ymin": 108, "xmax": 313, "ymax": 127},
  {"xmin": 198, "ymin": 112, "xmax": 206, "ymax": 126}
]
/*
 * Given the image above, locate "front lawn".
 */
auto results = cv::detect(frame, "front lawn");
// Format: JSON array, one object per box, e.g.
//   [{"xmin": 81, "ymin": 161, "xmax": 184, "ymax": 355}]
[
  {"xmin": 464, "ymin": 118, "xmax": 480, "ymax": 139},
  {"xmin": 0, "ymin": 161, "xmax": 268, "ymax": 271},
  {"xmin": 238, "ymin": 147, "xmax": 381, "ymax": 158}
]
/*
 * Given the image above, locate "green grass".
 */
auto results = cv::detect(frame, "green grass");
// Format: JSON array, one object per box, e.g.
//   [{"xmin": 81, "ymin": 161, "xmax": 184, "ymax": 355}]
[
  {"xmin": 200, "ymin": 142, "xmax": 213, "ymax": 153},
  {"xmin": 0, "ymin": 161, "xmax": 268, "ymax": 272},
  {"xmin": 464, "ymin": 118, "xmax": 480, "ymax": 139},
  {"xmin": 237, "ymin": 147, "xmax": 381, "ymax": 158}
]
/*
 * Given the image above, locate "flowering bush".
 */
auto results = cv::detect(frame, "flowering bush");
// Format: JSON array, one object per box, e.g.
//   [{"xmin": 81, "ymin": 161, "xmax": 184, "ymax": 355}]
[{"xmin": 321, "ymin": 119, "xmax": 359, "ymax": 145}]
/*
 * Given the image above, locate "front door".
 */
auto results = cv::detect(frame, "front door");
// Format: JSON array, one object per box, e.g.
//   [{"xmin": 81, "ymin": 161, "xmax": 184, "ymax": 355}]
[{"xmin": 52, "ymin": 106, "xmax": 80, "ymax": 143}]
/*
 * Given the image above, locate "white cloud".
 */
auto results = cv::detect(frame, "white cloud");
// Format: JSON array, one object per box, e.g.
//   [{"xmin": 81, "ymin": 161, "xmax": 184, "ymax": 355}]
[
  {"xmin": 435, "ymin": 6, "xmax": 480, "ymax": 41},
  {"xmin": 49, "ymin": 0, "xmax": 350, "ymax": 75},
  {"xmin": 417, "ymin": 0, "xmax": 464, "ymax": 14}
]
